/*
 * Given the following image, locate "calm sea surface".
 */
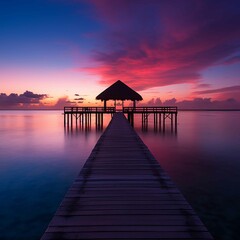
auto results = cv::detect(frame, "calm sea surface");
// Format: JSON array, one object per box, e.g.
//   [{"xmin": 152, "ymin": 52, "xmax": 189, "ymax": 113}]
[{"xmin": 0, "ymin": 110, "xmax": 240, "ymax": 240}]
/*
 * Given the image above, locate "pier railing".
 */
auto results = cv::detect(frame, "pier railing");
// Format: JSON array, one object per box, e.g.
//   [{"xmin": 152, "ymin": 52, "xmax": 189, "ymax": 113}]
[
  {"xmin": 64, "ymin": 106, "xmax": 177, "ymax": 114},
  {"xmin": 123, "ymin": 106, "xmax": 178, "ymax": 113},
  {"xmin": 64, "ymin": 107, "xmax": 116, "ymax": 113},
  {"xmin": 64, "ymin": 106, "xmax": 178, "ymax": 132}
]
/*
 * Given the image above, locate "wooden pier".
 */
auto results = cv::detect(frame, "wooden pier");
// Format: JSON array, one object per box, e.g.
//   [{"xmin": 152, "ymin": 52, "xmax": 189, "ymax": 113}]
[
  {"xmin": 42, "ymin": 113, "xmax": 213, "ymax": 239},
  {"xmin": 64, "ymin": 106, "xmax": 178, "ymax": 132},
  {"xmin": 64, "ymin": 107, "xmax": 116, "ymax": 130},
  {"xmin": 123, "ymin": 106, "xmax": 178, "ymax": 132}
]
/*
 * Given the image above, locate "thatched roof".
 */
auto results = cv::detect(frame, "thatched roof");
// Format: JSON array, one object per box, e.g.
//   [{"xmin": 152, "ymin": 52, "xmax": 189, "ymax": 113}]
[{"xmin": 96, "ymin": 80, "xmax": 143, "ymax": 101}]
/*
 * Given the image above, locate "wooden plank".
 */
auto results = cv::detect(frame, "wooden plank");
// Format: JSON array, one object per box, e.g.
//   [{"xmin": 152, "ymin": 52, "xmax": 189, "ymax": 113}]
[
  {"xmin": 49, "ymin": 215, "xmax": 204, "ymax": 226},
  {"xmin": 66, "ymin": 189, "xmax": 181, "ymax": 195},
  {"xmin": 41, "ymin": 113, "xmax": 213, "ymax": 240},
  {"xmin": 55, "ymin": 209, "xmax": 197, "ymax": 216},
  {"xmin": 60, "ymin": 200, "xmax": 192, "ymax": 206},
  {"xmin": 43, "ymin": 231, "xmax": 212, "ymax": 239},
  {"xmin": 59, "ymin": 204, "xmax": 193, "ymax": 210},
  {"xmin": 46, "ymin": 225, "xmax": 209, "ymax": 233}
]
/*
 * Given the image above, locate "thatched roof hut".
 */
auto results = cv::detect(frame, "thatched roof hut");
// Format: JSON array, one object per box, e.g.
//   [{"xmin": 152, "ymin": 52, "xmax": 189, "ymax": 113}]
[
  {"xmin": 96, "ymin": 80, "xmax": 143, "ymax": 109},
  {"xmin": 96, "ymin": 80, "xmax": 142, "ymax": 101}
]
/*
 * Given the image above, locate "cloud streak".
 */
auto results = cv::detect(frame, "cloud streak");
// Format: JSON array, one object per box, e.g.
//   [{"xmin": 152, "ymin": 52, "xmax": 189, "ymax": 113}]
[{"xmin": 193, "ymin": 85, "xmax": 240, "ymax": 94}]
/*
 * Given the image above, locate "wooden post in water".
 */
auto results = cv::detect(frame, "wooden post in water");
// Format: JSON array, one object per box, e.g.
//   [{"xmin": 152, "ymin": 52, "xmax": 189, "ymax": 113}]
[
  {"xmin": 154, "ymin": 113, "xmax": 158, "ymax": 131},
  {"xmin": 159, "ymin": 113, "xmax": 162, "ymax": 131},
  {"xmin": 67, "ymin": 113, "xmax": 69, "ymax": 126},
  {"xmin": 175, "ymin": 112, "xmax": 178, "ymax": 133},
  {"xmin": 127, "ymin": 112, "xmax": 134, "ymax": 126},
  {"xmin": 163, "ymin": 113, "xmax": 166, "ymax": 132}
]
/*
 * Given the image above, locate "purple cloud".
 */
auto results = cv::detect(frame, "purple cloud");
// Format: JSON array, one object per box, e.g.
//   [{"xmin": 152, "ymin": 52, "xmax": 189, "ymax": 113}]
[
  {"xmin": 74, "ymin": 97, "xmax": 85, "ymax": 101},
  {"xmin": 147, "ymin": 98, "xmax": 162, "ymax": 106},
  {"xmin": 176, "ymin": 98, "xmax": 240, "ymax": 110},
  {"xmin": 21, "ymin": 91, "xmax": 47, "ymax": 99},
  {"xmin": 0, "ymin": 91, "xmax": 48, "ymax": 109},
  {"xmin": 0, "ymin": 91, "xmax": 48, "ymax": 108},
  {"xmin": 223, "ymin": 56, "xmax": 240, "ymax": 65},
  {"xmin": 143, "ymin": 97, "xmax": 240, "ymax": 109},
  {"xmin": 0, "ymin": 91, "xmax": 86, "ymax": 109},
  {"xmin": 193, "ymin": 85, "xmax": 240, "ymax": 95}
]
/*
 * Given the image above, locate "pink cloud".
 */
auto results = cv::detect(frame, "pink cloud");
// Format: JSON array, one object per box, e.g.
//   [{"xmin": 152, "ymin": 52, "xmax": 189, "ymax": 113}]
[
  {"xmin": 53, "ymin": 96, "xmax": 81, "ymax": 109},
  {"xmin": 84, "ymin": 0, "xmax": 240, "ymax": 91},
  {"xmin": 194, "ymin": 83, "xmax": 212, "ymax": 89}
]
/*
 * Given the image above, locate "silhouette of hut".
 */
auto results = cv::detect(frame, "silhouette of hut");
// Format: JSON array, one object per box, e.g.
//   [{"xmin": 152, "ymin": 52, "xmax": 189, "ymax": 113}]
[{"xmin": 96, "ymin": 80, "xmax": 143, "ymax": 110}]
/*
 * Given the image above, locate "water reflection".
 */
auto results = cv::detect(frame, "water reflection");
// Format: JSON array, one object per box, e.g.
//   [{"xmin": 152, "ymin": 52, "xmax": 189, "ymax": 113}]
[
  {"xmin": 64, "ymin": 114, "xmax": 112, "ymax": 134},
  {"xmin": 137, "ymin": 111, "xmax": 240, "ymax": 240},
  {"xmin": 0, "ymin": 111, "xmax": 106, "ymax": 240},
  {"xmin": 132, "ymin": 114, "xmax": 178, "ymax": 135},
  {"xmin": 1, "ymin": 110, "xmax": 240, "ymax": 240}
]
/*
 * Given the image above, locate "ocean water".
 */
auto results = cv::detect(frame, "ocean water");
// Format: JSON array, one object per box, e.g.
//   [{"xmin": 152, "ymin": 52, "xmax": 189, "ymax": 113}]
[
  {"xmin": 137, "ymin": 111, "xmax": 240, "ymax": 240},
  {"xmin": 0, "ymin": 110, "xmax": 240, "ymax": 240}
]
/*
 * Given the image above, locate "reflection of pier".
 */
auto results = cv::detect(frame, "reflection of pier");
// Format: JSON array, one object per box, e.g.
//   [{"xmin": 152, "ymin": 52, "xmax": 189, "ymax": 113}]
[
  {"xmin": 124, "ymin": 107, "xmax": 178, "ymax": 132},
  {"xmin": 64, "ymin": 107, "xmax": 115, "ymax": 130}
]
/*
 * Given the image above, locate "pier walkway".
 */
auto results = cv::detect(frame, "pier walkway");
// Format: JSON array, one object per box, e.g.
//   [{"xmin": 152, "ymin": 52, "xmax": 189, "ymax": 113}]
[{"xmin": 42, "ymin": 113, "xmax": 213, "ymax": 239}]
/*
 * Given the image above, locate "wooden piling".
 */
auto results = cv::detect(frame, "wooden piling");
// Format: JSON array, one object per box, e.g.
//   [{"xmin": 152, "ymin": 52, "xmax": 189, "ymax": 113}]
[{"xmin": 64, "ymin": 106, "xmax": 178, "ymax": 132}]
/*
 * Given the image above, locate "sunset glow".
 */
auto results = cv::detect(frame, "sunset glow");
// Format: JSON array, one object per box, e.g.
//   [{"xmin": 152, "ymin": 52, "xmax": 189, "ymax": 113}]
[{"xmin": 1, "ymin": 0, "xmax": 240, "ymax": 109}]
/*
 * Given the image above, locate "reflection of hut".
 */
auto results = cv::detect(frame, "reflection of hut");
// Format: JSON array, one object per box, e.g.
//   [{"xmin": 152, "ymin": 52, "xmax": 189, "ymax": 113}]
[{"xmin": 96, "ymin": 80, "xmax": 143, "ymax": 110}]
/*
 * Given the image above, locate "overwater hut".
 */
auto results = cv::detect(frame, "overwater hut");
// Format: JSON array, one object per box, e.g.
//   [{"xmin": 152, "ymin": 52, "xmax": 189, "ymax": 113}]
[{"xmin": 96, "ymin": 80, "xmax": 143, "ymax": 110}]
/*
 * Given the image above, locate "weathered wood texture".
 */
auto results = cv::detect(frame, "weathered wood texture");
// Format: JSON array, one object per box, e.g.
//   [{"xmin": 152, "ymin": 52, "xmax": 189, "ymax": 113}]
[{"xmin": 41, "ymin": 113, "xmax": 213, "ymax": 239}]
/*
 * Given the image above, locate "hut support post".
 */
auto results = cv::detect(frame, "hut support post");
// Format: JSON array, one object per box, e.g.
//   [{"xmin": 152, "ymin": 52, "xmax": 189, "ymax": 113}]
[
  {"xmin": 104, "ymin": 100, "xmax": 107, "ymax": 111},
  {"xmin": 133, "ymin": 100, "xmax": 136, "ymax": 109}
]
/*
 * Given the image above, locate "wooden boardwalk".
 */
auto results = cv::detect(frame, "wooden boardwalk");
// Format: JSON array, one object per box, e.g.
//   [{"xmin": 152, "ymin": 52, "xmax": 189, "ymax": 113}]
[{"xmin": 41, "ymin": 113, "xmax": 213, "ymax": 239}]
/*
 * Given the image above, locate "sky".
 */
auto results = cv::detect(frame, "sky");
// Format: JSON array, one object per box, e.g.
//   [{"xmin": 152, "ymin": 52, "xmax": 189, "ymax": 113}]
[{"xmin": 1, "ymin": 0, "xmax": 240, "ymax": 109}]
